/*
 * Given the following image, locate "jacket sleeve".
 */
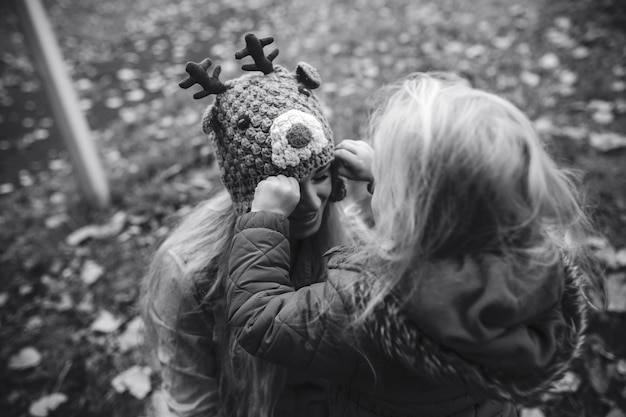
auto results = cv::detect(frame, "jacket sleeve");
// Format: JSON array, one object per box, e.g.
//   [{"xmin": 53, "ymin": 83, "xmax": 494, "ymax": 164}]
[
  {"xmin": 147, "ymin": 251, "xmax": 222, "ymax": 417},
  {"xmin": 226, "ymin": 211, "xmax": 362, "ymax": 382}
]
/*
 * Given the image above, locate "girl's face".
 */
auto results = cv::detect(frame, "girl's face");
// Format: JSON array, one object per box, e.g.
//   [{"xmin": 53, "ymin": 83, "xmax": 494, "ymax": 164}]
[{"xmin": 289, "ymin": 164, "xmax": 332, "ymax": 240}]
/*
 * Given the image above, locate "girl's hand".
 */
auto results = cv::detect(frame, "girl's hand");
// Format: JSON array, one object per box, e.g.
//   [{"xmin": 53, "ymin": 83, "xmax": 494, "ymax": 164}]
[
  {"xmin": 335, "ymin": 139, "xmax": 374, "ymax": 182},
  {"xmin": 251, "ymin": 175, "xmax": 300, "ymax": 216}
]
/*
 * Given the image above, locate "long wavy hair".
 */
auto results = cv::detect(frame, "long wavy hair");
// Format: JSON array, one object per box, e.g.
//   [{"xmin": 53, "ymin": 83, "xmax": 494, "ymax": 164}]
[
  {"xmin": 142, "ymin": 183, "xmax": 347, "ymax": 417},
  {"xmin": 352, "ymin": 72, "xmax": 604, "ymax": 320}
]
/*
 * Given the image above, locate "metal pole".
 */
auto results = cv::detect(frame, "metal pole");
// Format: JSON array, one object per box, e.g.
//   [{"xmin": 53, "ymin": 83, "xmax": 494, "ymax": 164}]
[{"xmin": 12, "ymin": 0, "xmax": 110, "ymax": 208}]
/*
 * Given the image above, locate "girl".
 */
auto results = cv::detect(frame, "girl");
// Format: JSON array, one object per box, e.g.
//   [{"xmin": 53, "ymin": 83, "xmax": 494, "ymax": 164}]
[
  {"xmin": 225, "ymin": 72, "xmax": 601, "ymax": 416},
  {"xmin": 142, "ymin": 33, "xmax": 364, "ymax": 417}
]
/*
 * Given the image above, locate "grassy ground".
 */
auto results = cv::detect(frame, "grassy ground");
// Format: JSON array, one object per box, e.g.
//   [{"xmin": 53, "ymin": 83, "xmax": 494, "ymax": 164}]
[{"xmin": 1, "ymin": 0, "xmax": 625, "ymax": 416}]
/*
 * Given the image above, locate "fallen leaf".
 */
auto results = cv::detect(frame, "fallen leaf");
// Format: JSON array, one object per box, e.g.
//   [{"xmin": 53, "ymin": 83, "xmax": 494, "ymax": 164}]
[
  {"xmin": 572, "ymin": 46, "xmax": 590, "ymax": 59},
  {"xmin": 588, "ymin": 100, "xmax": 615, "ymax": 125},
  {"xmin": 119, "ymin": 107, "xmax": 140, "ymax": 124},
  {"xmin": 48, "ymin": 159, "xmax": 69, "ymax": 171},
  {"xmin": 188, "ymin": 173, "xmax": 214, "ymax": 190},
  {"xmin": 117, "ymin": 316, "xmax": 144, "ymax": 352},
  {"xmin": 90, "ymin": 310, "xmax": 123, "ymax": 333},
  {"xmin": 125, "ymin": 89, "xmax": 146, "ymax": 102},
  {"xmin": 25, "ymin": 316, "xmax": 44, "ymax": 331},
  {"xmin": 546, "ymin": 28, "xmax": 575, "ymax": 49},
  {"xmin": 465, "ymin": 44, "xmax": 486, "ymax": 59},
  {"xmin": 0, "ymin": 292, "xmax": 8, "ymax": 307},
  {"xmin": 533, "ymin": 117, "xmax": 555, "ymax": 135},
  {"xmin": 549, "ymin": 371, "xmax": 581, "ymax": 393},
  {"xmin": 557, "ymin": 126, "xmax": 588, "ymax": 141},
  {"xmin": 606, "ymin": 408, "xmax": 626, "ymax": 417},
  {"xmin": 33, "ymin": 128, "xmax": 49, "ymax": 141},
  {"xmin": 76, "ymin": 78, "xmax": 93, "ymax": 91},
  {"xmin": 77, "ymin": 292, "xmax": 95, "ymax": 313},
  {"xmin": 520, "ymin": 408, "xmax": 545, "ymax": 417},
  {"xmin": 588, "ymin": 356, "xmax": 610, "ymax": 395},
  {"xmin": 613, "ymin": 66, "xmax": 626, "ymax": 77},
  {"xmin": 80, "ymin": 260, "xmax": 104, "ymax": 285},
  {"xmin": 145, "ymin": 75, "xmax": 167, "ymax": 93},
  {"xmin": 50, "ymin": 293, "xmax": 74, "ymax": 312},
  {"xmin": 520, "ymin": 71, "xmax": 541, "ymax": 87},
  {"xmin": 606, "ymin": 273, "xmax": 626, "ymax": 313},
  {"xmin": 45, "ymin": 214, "xmax": 69, "ymax": 229},
  {"xmin": 149, "ymin": 389, "xmax": 176, "ymax": 417},
  {"xmin": 28, "ymin": 393, "xmax": 68, "ymax": 417},
  {"xmin": 493, "ymin": 35, "xmax": 514, "ymax": 50},
  {"xmin": 66, "ymin": 212, "xmax": 127, "ymax": 246},
  {"xmin": 0, "ymin": 183, "xmax": 15, "ymax": 195},
  {"xmin": 117, "ymin": 68, "xmax": 139, "ymax": 81},
  {"xmin": 322, "ymin": 82, "xmax": 337, "ymax": 94},
  {"xmin": 40, "ymin": 274, "xmax": 57, "ymax": 290},
  {"xmin": 80, "ymin": 98, "xmax": 93, "ymax": 111},
  {"xmin": 583, "ymin": 25, "xmax": 608, "ymax": 42},
  {"xmin": 558, "ymin": 69, "xmax": 578, "ymax": 86},
  {"xmin": 155, "ymin": 164, "xmax": 182, "ymax": 182},
  {"xmin": 19, "ymin": 171, "xmax": 34, "ymax": 187},
  {"xmin": 127, "ymin": 214, "xmax": 150, "ymax": 226},
  {"xmin": 611, "ymin": 80, "xmax": 626, "ymax": 93},
  {"xmin": 496, "ymin": 74, "xmax": 517, "ymax": 90},
  {"xmin": 616, "ymin": 248, "xmax": 626, "ymax": 267},
  {"xmin": 19, "ymin": 284, "xmax": 34, "ymax": 296},
  {"xmin": 104, "ymin": 96, "xmax": 124, "ymax": 109},
  {"xmin": 111, "ymin": 366, "xmax": 152, "ymax": 399},
  {"xmin": 592, "ymin": 111, "xmax": 615, "ymax": 125},
  {"xmin": 590, "ymin": 132, "xmax": 626, "ymax": 152},
  {"xmin": 538, "ymin": 53, "xmax": 560, "ymax": 70},
  {"xmin": 8, "ymin": 347, "xmax": 42, "ymax": 370},
  {"xmin": 554, "ymin": 16, "xmax": 572, "ymax": 31}
]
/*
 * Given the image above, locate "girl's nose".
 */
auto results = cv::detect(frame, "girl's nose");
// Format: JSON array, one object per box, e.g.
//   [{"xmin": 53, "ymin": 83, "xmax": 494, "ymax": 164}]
[{"xmin": 299, "ymin": 181, "xmax": 320, "ymax": 209}]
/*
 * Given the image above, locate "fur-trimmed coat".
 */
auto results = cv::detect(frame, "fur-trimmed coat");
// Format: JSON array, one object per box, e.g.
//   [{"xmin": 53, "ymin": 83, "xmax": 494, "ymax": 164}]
[{"xmin": 226, "ymin": 211, "xmax": 589, "ymax": 417}]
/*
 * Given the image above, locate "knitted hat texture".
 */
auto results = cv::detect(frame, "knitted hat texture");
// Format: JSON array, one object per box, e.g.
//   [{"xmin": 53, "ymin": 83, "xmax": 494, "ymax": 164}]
[{"xmin": 184, "ymin": 35, "xmax": 334, "ymax": 215}]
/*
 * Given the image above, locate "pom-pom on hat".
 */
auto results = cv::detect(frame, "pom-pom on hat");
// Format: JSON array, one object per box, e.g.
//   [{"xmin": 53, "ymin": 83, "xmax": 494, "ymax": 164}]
[{"xmin": 180, "ymin": 33, "xmax": 335, "ymax": 215}]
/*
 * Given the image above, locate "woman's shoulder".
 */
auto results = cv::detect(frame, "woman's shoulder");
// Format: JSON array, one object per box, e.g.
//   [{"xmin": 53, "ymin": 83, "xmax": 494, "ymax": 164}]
[
  {"xmin": 151, "ymin": 248, "xmax": 224, "ymax": 326},
  {"xmin": 156, "ymin": 249, "xmax": 222, "ymax": 306},
  {"xmin": 150, "ymin": 250, "xmax": 198, "ymax": 313},
  {"xmin": 158, "ymin": 249, "xmax": 193, "ymax": 289}
]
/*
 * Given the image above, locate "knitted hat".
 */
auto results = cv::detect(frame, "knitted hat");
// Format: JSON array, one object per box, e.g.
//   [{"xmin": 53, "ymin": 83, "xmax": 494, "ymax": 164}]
[{"xmin": 180, "ymin": 34, "xmax": 335, "ymax": 214}]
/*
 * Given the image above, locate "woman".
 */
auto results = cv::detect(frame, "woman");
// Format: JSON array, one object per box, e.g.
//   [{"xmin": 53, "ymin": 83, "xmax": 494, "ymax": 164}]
[{"xmin": 142, "ymin": 34, "xmax": 362, "ymax": 417}]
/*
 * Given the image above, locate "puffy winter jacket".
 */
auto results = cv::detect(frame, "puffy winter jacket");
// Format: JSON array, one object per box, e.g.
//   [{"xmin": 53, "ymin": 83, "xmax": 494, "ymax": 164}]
[{"xmin": 226, "ymin": 211, "xmax": 589, "ymax": 417}]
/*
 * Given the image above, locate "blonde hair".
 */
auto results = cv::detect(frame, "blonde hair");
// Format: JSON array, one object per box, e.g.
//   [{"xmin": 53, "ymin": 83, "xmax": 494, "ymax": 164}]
[
  {"xmin": 356, "ymin": 71, "xmax": 601, "ymax": 316},
  {"xmin": 142, "ymin": 188, "xmax": 347, "ymax": 417}
]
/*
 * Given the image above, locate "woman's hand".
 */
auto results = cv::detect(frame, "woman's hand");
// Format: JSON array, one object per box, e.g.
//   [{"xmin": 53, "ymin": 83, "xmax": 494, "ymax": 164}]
[
  {"xmin": 251, "ymin": 175, "xmax": 300, "ymax": 216},
  {"xmin": 335, "ymin": 139, "xmax": 374, "ymax": 182}
]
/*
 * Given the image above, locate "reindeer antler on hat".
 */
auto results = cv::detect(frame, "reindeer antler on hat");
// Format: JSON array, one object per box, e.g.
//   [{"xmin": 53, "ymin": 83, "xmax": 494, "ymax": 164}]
[
  {"xmin": 178, "ymin": 58, "xmax": 228, "ymax": 99},
  {"xmin": 179, "ymin": 33, "xmax": 343, "ymax": 214},
  {"xmin": 235, "ymin": 34, "xmax": 279, "ymax": 74}
]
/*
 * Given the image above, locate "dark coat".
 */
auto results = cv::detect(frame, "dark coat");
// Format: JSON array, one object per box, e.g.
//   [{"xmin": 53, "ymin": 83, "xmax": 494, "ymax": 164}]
[{"xmin": 226, "ymin": 211, "xmax": 589, "ymax": 417}]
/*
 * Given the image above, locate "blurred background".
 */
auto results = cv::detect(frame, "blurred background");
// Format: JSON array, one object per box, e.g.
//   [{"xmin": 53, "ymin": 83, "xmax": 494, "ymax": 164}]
[{"xmin": 1, "ymin": 0, "xmax": 625, "ymax": 416}]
